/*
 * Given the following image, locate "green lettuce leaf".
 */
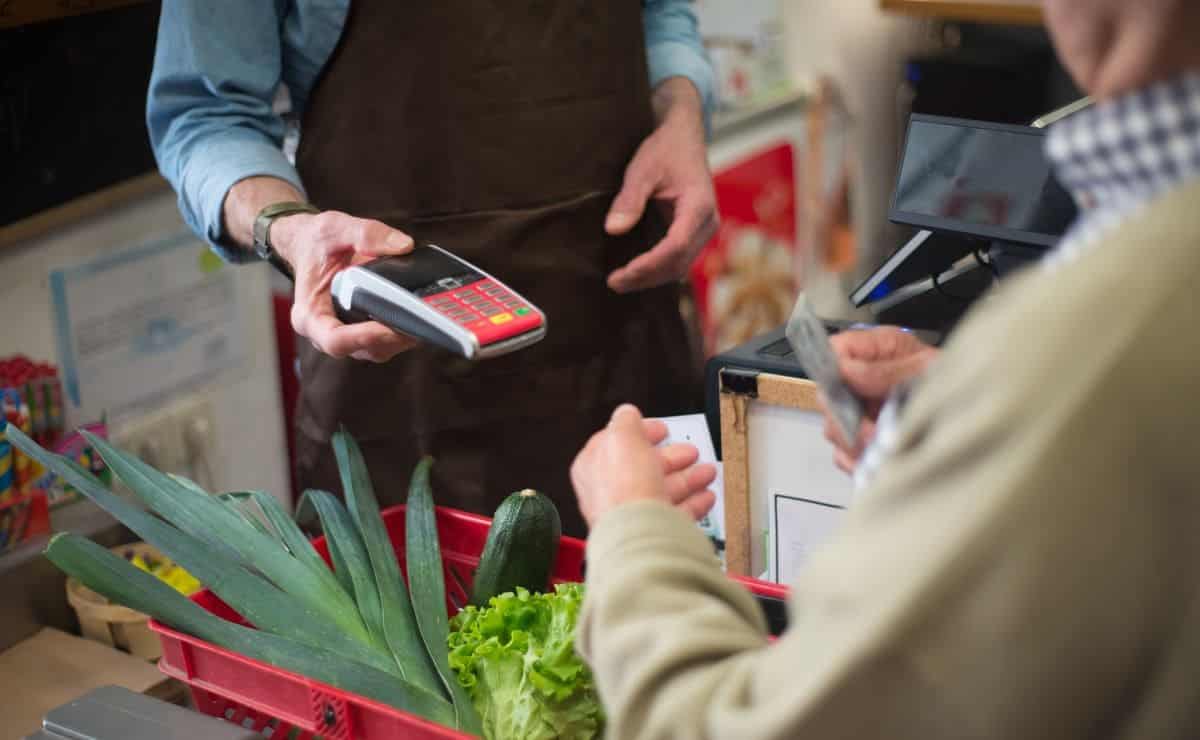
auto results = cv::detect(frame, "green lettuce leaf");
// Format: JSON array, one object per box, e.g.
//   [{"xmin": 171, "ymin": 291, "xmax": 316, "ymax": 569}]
[{"xmin": 448, "ymin": 583, "xmax": 603, "ymax": 740}]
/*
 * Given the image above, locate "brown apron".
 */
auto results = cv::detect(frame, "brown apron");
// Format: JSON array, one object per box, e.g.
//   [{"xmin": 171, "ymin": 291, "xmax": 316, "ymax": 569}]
[{"xmin": 292, "ymin": 0, "xmax": 702, "ymax": 537}]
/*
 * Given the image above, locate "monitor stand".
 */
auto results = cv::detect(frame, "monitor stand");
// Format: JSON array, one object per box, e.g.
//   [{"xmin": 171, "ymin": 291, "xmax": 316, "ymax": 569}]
[
  {"xmin": 865, "ymin": 238, "xmax": 1052, "ymax": 333},
  {"xmin": 988, "ymin": 241, "xmax": 1046, "ymax": 277},
  {"xmin": 851, "ymin": 228, "xmax": 996, "ymax": 308}
]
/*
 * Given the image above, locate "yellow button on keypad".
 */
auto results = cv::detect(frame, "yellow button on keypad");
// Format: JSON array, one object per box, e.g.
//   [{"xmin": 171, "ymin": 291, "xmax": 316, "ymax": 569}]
[{"xmin": 489, "ymin": 313, "xmax": 513, "ymax": 325}]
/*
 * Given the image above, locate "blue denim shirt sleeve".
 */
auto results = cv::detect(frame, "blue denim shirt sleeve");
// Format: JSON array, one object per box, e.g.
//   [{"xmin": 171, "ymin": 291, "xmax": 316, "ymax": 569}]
[
  {"xmin": 642, "ymin": 0, "xmax": 717, "ymax": 136},
  {"xmin": 147, "ymin": 0, "xmax": 716, "ymax": 261},
  {"xmin": 146, "ymin": 1, "xmax": 303, "ymax": 262}
]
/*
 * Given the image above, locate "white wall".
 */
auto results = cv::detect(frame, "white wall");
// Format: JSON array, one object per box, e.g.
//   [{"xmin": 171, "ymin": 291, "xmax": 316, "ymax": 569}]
[
  {"xmin": 780, "ymin": 1, "xmax": 940, "ymax": 284},
  {"xmin": 0, "ymin": 188, "xmax": 290, "ymax": 504}
]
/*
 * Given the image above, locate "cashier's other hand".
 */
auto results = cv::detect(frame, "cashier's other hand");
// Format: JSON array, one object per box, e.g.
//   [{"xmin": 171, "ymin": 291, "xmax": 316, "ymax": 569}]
[
  {"xmin": 273, "ymin": 211, "xmax": 419, "ymax": 363},
  {"xmin": 571, "ymin": 404, "xmax": 718, "ymax": 528},
  {"xmin": 822, "ymin": 326, "xmax": 939, "ymax": 472},
  {"xmin": 605, "ymin": 78, "xmax": 718, "ymax": 293}
]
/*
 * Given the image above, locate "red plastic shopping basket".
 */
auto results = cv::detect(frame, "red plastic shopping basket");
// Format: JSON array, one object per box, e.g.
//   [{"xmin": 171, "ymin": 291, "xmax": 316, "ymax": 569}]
[{"xmin": 149, "ymin": 504, "xmax": 788, "ymax": 739}]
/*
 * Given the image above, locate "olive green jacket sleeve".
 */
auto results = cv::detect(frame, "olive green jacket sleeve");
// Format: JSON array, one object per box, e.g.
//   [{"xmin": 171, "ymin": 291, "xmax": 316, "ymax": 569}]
[{"xmin": 576, "ymin": 181, "xmax": 1200, "ymax": 740}]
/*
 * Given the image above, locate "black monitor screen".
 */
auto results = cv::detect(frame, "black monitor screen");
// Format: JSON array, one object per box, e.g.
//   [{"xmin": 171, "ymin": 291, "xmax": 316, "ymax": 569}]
[{"xmin": 890, "ymin": 115, "xmax": 1077, "ymax": 247}]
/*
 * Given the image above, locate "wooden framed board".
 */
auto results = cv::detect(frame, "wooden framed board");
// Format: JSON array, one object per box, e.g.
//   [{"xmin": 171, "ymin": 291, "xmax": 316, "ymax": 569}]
[{"xmin": 718, "ymin": 368, "xmax": 855, "ymax": 580}]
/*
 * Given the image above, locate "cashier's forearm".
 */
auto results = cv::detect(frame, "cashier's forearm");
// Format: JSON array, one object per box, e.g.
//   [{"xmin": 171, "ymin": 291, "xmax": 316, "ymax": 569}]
[{"xmin": 220, "ymin": 176, "xmax": 307, "ymax": 253}]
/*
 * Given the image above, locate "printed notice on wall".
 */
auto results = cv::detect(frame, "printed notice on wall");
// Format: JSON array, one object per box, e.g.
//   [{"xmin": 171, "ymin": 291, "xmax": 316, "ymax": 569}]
[
  {"xmin": 769, "ymin": 491, "xmax": 846, "ymax": 584},
  {"xmin": 50, "ymin": 231, "xmax": 246, "ymax": 421}
]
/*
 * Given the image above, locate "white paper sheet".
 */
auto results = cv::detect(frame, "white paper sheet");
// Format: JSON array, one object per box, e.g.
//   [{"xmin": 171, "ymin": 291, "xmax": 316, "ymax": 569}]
[
  {"xmin": 747, "ymin": 403, "xmax": 855, "ymax": 578},
  {"xmin": 769, "ymin": 491, "xmax": 846, "ymax": 584},
  {"xmin": 651, "ymin": 413, "xmax": 726, "ymax": 564},
  {"xmin": 50, "ymin": 232, "xmax": 246, "ymax": 420}
]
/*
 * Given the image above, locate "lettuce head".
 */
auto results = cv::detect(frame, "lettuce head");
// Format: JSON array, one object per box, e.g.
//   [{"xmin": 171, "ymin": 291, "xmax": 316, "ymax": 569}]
[{"xmin": 448, "ymin": 582, "xmax": 603, "ymax": 740}]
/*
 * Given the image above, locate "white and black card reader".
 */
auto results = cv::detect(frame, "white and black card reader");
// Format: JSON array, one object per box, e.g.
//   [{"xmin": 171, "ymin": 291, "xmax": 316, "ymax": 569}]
[{"xmin": 330, "ymin": 243, "xmax": 547, "ymax": 360}]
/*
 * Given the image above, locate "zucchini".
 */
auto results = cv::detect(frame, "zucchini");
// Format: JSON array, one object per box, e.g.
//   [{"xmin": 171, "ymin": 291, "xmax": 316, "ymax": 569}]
[
  {"xmin": 469, "ymin": 489, "xmax": 562, "ymax": 607},
  {"xmin": 405, "ymin": 457, "xmax": 483, "ymax": 734}
]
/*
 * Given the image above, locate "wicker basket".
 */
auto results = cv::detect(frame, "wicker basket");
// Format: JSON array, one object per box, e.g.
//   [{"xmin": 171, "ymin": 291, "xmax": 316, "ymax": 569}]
[{"xmin": 66, "ymin": 542, "xmax": 168, "ymax": 661}]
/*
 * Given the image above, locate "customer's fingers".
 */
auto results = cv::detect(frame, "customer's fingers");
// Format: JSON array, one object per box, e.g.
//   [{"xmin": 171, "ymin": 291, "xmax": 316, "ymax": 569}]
[
  {"xmin": 642, "ymin": 418, "xmax": 669, "ymax": 444},
  {"xmin": 658, "ymin": 443, "xmax": 700, "ymax": 475},
  {"xmin": 663, "ymin": 463, "xmax": 717, "ymax": 504},
  {"xmin": 676, "ymin": 490, "xmax": 717, "ymax": 521},
  {"xmin": 834, "ymin": 448, "xmax": 856, "ymax": 474}
]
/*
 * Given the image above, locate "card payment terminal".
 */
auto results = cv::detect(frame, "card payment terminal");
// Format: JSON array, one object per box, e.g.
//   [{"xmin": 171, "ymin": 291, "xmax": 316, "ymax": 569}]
[{"xmin": 331, "ymin": 243, "xmax": 547, "ymax": 360}]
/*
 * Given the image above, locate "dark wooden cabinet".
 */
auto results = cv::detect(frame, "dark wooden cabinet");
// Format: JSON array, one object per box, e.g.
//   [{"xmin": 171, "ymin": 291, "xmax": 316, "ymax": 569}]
[{"xmin": 0, "ymin": 1, "xmax": 163, "ymax": 246}]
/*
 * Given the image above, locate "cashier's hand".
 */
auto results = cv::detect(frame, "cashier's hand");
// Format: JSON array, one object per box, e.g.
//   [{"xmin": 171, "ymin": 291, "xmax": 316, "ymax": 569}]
[
  {"xmin": 821, "ymin": 326, "xmax": 940, "ymax": 473},
  {"xmin": 571, "ymin": 404, "xmax": 718, "ymax": 528},
  {"xmin": 605, "ymin": 78, "xmax": 718, "ymax": 293},
  {"xmin": 273, "ymin": 211, "xmax": 419, "ymax": 362}
]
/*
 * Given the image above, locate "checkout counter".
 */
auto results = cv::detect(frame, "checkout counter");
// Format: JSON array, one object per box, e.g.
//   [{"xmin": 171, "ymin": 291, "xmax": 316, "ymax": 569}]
[
  {"xmin": 12, "ymin": 103, "xmax": 1087, "ymax": 740},
  {"xmin": 703, "ymin": 106, "xmax": 1082, "ymax": 583}
]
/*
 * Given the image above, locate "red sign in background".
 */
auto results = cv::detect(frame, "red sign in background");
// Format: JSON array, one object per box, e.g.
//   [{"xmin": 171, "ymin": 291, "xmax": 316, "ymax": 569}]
[{"xmin": 690, "ymin": 141, "xmax": 799, "ymax": 356}]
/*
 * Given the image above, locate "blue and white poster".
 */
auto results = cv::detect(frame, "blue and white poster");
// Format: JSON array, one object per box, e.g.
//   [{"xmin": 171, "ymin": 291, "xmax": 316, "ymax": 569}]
[{"xmin": 50, "ymin": 231, "xmax": 245, "ymax": 421}]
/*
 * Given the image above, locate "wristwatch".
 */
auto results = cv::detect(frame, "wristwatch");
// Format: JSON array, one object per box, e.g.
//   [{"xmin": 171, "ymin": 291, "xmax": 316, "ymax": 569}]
[{"xmin": 252, "ymin": 201, "xmax": 320, "ymax": 281}]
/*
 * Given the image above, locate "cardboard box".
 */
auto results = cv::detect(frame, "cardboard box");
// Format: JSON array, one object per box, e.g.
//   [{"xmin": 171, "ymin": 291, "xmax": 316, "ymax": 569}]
[{"xmin": 0, "ymin": 627, "xmax": 183, "ymax": 739}]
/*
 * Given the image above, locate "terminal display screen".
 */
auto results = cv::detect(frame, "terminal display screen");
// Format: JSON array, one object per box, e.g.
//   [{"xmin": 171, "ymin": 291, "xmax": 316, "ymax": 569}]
[{"xmin": 890, "ymin": 114, "xmax": 1077, "ymax": 247}]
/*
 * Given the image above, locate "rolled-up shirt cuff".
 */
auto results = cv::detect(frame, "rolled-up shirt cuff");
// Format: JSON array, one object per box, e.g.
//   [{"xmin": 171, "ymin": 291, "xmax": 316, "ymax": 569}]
[
  {"xmin": 182, "ymin": 135, "xmax": 307, "ymax": 263},
  {"xmin": 647, "ymin": 40, "xmax": 717, "ymax": 138}
]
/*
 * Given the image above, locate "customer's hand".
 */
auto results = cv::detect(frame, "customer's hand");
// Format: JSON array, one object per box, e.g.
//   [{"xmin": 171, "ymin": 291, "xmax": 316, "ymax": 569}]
[
  {"xmin": 272, "ymin": 210, "xmax": 419, "ymax": 362},
  {"xmin": 821, "ymin": 326, "xmax": 939, "ymax": 472},
  {"xmin": 605, "ymin": 78, "xmax": 718, "ymax": 293},
  {"xmin": 571, "ymin": 404, "xmax": 718, "ymax": 528}
]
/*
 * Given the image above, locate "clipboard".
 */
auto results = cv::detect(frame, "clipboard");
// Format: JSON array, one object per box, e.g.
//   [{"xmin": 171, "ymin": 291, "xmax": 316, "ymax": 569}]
[{"xmin": 718, "ymin": 369, "xmax": 854, "ymax": 580}]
